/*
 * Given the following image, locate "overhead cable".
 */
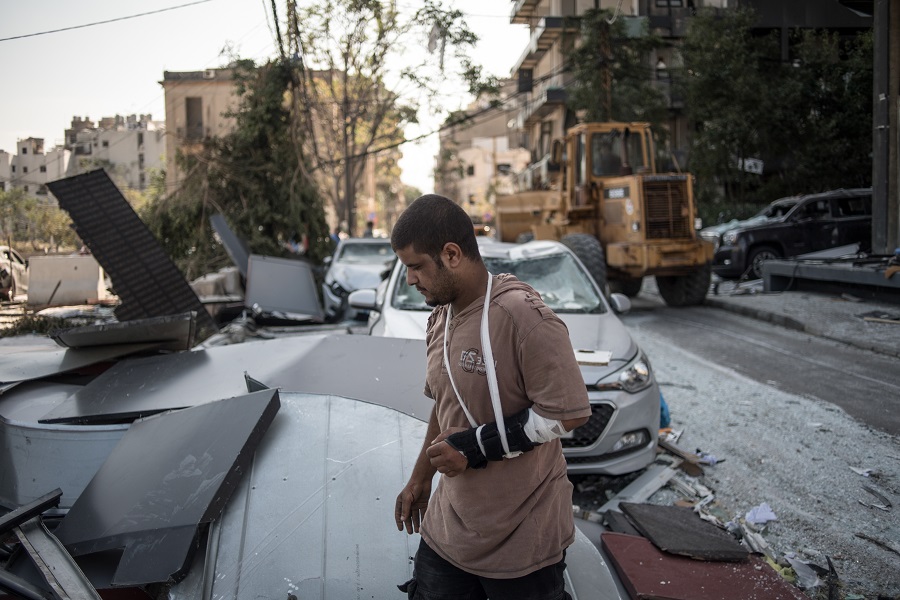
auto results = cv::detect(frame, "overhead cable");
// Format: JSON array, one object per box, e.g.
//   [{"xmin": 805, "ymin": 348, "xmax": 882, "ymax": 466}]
[{"xmin": 0, "ymin": 0, "xmax": 216, "ymax": 43}]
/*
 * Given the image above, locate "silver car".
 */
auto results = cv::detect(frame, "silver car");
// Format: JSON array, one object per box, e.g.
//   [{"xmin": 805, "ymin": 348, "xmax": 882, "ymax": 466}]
[
  {"xmin": 349, "ymin": 238, "xmax": 659, "ymax": 476},
  {"xmin": 321, "ymin": 238, "xmax": 394, "ymax": 321}
]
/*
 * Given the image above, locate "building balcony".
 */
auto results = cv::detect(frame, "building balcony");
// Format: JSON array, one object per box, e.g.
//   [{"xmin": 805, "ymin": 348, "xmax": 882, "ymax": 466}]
[
  {"xmin": 510, "ymin": 0, "xmax": 540, "ymax": 25},
  {"xmin": 522, "ymin": 86, "xmax": 567, "ymax": 128},
  {"xmin": 512, "ymin": 17, "xmax": 580, "ymax": 74}
]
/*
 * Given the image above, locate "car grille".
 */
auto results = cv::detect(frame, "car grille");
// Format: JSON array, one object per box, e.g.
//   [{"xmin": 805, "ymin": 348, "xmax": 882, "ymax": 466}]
[
  {"xmin": 643, "ymin": 176, "xmax": 693, "ymax": 240},
  {"xmin": 562, "ymin": 402, "xmax": 614, "ymax": 448}
]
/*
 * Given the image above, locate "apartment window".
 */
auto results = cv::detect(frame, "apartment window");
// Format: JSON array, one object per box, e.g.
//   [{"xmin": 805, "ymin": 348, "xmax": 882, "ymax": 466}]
[
  {"xmin": 37, "ymin": 184, "xmax": 48, "ymax": 196},
  {"xmin": 102, "ymin": 140, "xmax": 109, "ymax": 148},
  {"xmin": 655, "ymin": 0, "xmax": 683, "ymax": 5},
  {"xmin": 0, "ymin": 182, "xmax": 5, "ymax": 191},
  {"xmin": 138, "ymin": 153, "xmax": 145, "ymax": 169},
  {"xmin": 466, "ymin": 165, "xmax": 475, "ymax": 177},
  {"xmin": 40, "ymin": 165, "xmax": 47, "ymax": 173},
  {"xmin": 139, "ymin": 172, "xmax": 146, "ymax": 189},
  {"xmin": 10, "ymin": 165, "xmax": 15, "ymax": 173},
  {"xmin": 497, "ymin": 163, "xmax": 512, "ymax": 175},
  {"xmin": 23, "ymin": 166, "xmax": 28, "ymax": 173},
  {"xmin": 137, "ymin": 132, "xmax": 144, "ymax": 147},
  {"xmin": 186, "ymin": 97, "xmax": 204, "ymax": 141},
  {"xmin": 23, "ymin": 185, "xmax": 29, "ymax": 192},
  {"xmin": 21, "ymin": 147, "xmax": 27, "ymax": 155}
]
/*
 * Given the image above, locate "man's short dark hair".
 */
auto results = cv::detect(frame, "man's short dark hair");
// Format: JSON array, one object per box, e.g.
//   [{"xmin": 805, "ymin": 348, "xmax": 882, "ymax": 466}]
[{"xmin": 391, "ymin": 194, "xmax": 480, "ymax": 262}]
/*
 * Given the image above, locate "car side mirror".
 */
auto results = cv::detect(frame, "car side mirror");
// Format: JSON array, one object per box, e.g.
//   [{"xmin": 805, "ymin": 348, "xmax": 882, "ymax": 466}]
[
  {"xmin": 323, "ymin": 256, "xmax": 332, "ymax": 266},
  {"xmin": 608, "ymin": 293, "xmax": 631, "ymax": 314},
  {"xmin": 348, "ymin": 288, "xmax": 377, "ymax": 311}
]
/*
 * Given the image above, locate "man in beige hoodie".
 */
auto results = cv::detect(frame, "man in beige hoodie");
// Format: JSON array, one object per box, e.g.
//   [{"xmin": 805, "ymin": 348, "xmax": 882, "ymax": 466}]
[{"xmin": 392, "ymin": 194, "xmax": 591, "ymax": 600}]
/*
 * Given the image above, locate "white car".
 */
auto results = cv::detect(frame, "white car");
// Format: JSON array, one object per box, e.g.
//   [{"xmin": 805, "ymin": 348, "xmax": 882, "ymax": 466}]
[
  {"xmin": 0, "ymin": 246, "xmax": 28, "ymax": 301},
  {"xmin": 321, "ymin": 237, "xmax": 394, "ymax": 321},
  {"xmin": 349, "ymin": 238, "xmax": 660, "ymax": 476}
]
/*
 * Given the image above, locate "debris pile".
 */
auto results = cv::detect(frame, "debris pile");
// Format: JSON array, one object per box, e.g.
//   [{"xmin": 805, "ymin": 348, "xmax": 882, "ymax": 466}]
[{"xmin": 571, "ymin": 433, "xmax": 876, "ymax": 599}]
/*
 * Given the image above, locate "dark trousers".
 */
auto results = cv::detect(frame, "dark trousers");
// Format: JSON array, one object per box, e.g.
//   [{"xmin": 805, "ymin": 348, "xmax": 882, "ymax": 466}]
[{"xmin": 399, "ymin": 538, "xmax": 570, "ymax": 600}]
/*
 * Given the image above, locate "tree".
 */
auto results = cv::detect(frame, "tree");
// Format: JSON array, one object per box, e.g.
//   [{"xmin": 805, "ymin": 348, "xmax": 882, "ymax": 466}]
[
  {"xmin": 679, "ymin": 8, "xmax": 778, "ymax": 215},
  {"xmin": 0, "ymin": 188, "xmax": 79, "ymax": 252},
  {"xmin": 271, "ymin": 0, "xmax": 493, "ymax": 236},
  {"xmin": 141, "ymin": 59, "xmax": 329, "ymax": 280},
  {"xmin": 567, "ymin": 10, "xmax": 670, "ymax": 133},
  {"xmin": 680, "ymin": 8, "xmax": 873, "ymax": 222}
]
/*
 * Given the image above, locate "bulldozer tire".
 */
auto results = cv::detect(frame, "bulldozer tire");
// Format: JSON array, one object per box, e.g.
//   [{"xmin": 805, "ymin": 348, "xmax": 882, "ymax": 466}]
[
  {"xmin": 516, "ymin": 232, "xmax": 535, "ymax": 243},
  {"xmin": 561, "ymin": 233, "xmax": 608, "ymax": 292},
  {"xmin": 610, "ymin": 277, "xmax": 643, "ymax": 297},
  {"xmin": 656, "ymin": 263, "xmax": 711, "ymax": 307}
]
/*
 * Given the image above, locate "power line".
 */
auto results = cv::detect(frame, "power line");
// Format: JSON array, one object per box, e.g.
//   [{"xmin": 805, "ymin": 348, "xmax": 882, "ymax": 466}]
[{"xmin": 0, "ymin": 0, "xmax": 217, "ymax": 43}]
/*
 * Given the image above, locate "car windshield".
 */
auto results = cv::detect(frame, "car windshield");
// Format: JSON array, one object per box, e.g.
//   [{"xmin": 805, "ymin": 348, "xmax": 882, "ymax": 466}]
[
  {"xmin": 392, "ymin": 252, "xmax": 606, "ymax": 314},
  {"xmin": 757, "ymin": 200, "xmax": 798, "ymax": 219},
  {"xmin": 337, "ymin": 242, "xmax": 393, "ymax": 264}
]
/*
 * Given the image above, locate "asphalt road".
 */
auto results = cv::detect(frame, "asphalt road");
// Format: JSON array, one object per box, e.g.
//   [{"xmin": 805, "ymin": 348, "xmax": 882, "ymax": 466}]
[{"xmin": 620, "ymin": 296, "xmax": 900, "ymax": 437}]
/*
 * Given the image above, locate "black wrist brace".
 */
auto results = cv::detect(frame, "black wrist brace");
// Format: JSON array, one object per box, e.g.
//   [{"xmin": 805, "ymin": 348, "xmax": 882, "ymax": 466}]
[{"xmin": 444, "ymin": 408, "xmax": 537, "ymax": 470}]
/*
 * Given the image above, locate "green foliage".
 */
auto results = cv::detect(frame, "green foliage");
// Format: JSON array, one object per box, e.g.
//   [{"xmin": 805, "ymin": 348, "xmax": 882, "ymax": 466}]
[
  {"xmin": 0, "ymin": 187, "xmax": 79, "ymax": 252},
  {"xmin": 567, "ymin": 10, "xmax": 669, "ymax": 130},
  {"xmin": 141, "ymin": 59, "xmax": 329, "ymax": 281},
  {"xmin": 681, "ymin": 8, "xmax": 873, "ymax": 220}
]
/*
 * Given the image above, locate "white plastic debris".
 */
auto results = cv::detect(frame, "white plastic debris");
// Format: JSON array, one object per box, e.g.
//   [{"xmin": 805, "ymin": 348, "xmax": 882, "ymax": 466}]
[{"xmin": 745, "ymin": 502, "xmax": 777, "ymax": 525}]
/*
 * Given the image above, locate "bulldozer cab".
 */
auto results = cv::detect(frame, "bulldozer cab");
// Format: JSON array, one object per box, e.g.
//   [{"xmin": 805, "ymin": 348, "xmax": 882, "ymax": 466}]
[{"xmin": 567, "ymin": 123, "xmax": 655, "ymax": 209}]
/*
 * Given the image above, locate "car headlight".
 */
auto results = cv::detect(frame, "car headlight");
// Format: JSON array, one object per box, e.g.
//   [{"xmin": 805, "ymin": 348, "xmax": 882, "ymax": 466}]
[
  {"xmin": 595, "ymin": 353, "xmax": 654, "ymax": 394},
  {"xmin": 722, "ymin": 231, "xmax": 739, "ymax": 246},
  {"xmin": 618, "ymin": 355, "xmax": 652, "ymax": 393}
]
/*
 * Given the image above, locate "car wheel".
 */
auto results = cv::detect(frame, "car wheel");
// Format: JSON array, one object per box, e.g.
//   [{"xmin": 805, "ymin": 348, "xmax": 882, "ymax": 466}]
[
  {"xmin": 656, "ymin": 263, "xmax": 711, "ymax": 307},
  {"xmin": 748, "ymin": 246, "xmax": 780, "ymax": 280},
  {"xmin": 610, "ymin": 277, "xmax": 643, "ymax": 297},
  {"xmin": 561, "ymin": 233, "xmax": 608, "ymax": 293}
]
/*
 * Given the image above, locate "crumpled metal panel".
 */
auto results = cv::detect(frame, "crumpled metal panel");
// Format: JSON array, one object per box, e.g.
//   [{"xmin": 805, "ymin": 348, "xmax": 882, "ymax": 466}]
[
  {"xmin": 50, "ymin": 312, "xmax": 198, "ymax": 352},
  {"xmin": 0, "ymin": 335, "xmax": 163, "ymax": 385},
  {"xmin": 0, "ymin": 382, "xmax": 128, "ymax": 510},
  {"xmin": 244, "ymin": 254, "xmax": 324, "ymax": 321},
  {"xmin": 168, "ymin": 393, "xmax": 622, "ymax": 600},
  {"xmin": 168, "ymin": 392, "xmax": 425, "ymax": 600},
  {"xmin": 53, "ymin": 389, "xmax": 281, "ymax": 586},
  {"xmin": 209, "ymin": 214, "xmax": 250, "ymax": 278},
  {"xmin": 40, "ymin": 335, "xmax": 429, "ymax": 425},
  {"xmin": 46, "ymin": 169, "xmax": 218, "ymax": 341}
]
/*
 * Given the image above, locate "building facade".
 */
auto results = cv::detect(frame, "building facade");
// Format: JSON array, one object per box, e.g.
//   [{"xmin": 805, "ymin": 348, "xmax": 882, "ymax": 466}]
[
  {"xmin": 5, "ymin": 138, "xmax": 70, "ymax": 199},
  {"xmin": 160, "ymin": 68, "xmax": 240, "ymax": 193},
  {"xmin": 0, "ymin": 150, "xmax": 10, "ymax": 192},
  {"xmin": 435, "ymin": 80, "xmax": 531, "ymax": 220},
  {"xmin": 65, "ymin": 114, "xmax": 166, "ymax": 191}
]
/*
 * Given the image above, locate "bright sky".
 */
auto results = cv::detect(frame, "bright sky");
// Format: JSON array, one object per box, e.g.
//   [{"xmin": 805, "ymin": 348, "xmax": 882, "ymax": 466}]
[{"xmin": 0, "ymin": 0, "xmax": 529, "ymax": 194}]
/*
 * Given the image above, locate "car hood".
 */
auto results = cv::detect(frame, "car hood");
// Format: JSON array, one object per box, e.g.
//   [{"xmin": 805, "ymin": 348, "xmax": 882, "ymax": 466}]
[
  {"xmin": 702, "ymin": 214, "xmax": 774, "ymax": 237},
  {"xmin": 327, "ymin": 263, "xmax": 390, "ymax": 291},
  {"xmin": 379, "ymin": 309, "xmax": 638, "ymax": 375}
]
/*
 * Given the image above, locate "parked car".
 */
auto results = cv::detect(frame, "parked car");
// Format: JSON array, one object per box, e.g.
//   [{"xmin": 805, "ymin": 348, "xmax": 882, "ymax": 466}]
[
  {"xmin": 0, "ymin": 246, "xmax": 28, "ymax": 301},
  {"xmin": 701, "ymin": 188, "xmax": 872, "ymax": 280},
  {"xmin": 321, "ymin": 237, "xmax": 394, "ymax": 321},
  {"xmin": 348, "ymin": 238, "xmax": 660, "ymax": 476}
]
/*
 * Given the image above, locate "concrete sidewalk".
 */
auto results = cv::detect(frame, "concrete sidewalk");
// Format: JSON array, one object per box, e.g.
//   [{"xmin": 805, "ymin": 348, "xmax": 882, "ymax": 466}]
[{"xmin": 700, "ymin": 281, "xmax": 900, "ymax": 359}]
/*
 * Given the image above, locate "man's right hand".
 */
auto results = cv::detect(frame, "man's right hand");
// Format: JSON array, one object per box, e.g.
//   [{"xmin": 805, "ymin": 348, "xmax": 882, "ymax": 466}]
[{"xmin": 395, "ymin": 479, "xmax": 432, "ymax": 534}]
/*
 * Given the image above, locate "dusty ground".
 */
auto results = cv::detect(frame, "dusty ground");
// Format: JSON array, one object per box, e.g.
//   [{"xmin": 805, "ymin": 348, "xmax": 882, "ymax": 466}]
[{"xmin": 573, "ymin": 326, "xmax": 900, "ymax": 599}]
